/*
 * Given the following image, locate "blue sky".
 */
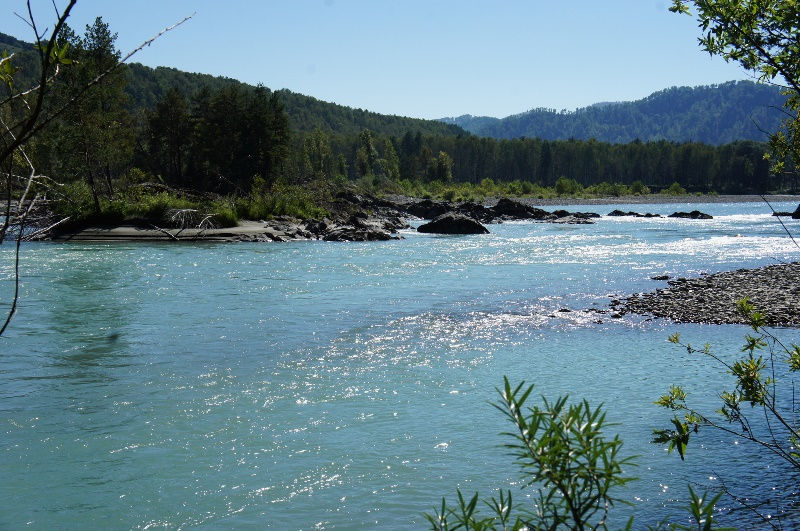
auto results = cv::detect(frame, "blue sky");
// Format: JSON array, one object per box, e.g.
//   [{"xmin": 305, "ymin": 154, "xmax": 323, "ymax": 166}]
[{"xmin": 5, "ymin": 0, "xmax": 751, "ymax": 119}]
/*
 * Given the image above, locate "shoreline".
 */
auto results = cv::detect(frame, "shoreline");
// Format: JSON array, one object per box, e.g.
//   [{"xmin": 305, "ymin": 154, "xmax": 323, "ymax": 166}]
[
  {"xmin": 48, "ymin": 221, "xmax": 291, "ymax": 243},
  {"xmin": 612, "ymin": 262, "xmax": 800, "ymax": 327},
  {"xmin": 45, "ymin": 193, "xmax": 800, "ymax": 243},
  {"xmin": 516, "ymin": 193, "xmax": 800, "ymax": 206}
]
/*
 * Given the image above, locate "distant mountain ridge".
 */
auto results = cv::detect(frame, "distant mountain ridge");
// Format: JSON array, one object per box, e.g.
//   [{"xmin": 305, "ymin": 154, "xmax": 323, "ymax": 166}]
[{"xmin": 441, "ymin": 81, "xmax": 787, "ymax": 145}]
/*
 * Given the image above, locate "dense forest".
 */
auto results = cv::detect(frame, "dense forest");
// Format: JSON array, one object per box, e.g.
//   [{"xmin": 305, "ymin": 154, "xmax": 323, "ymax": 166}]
[
  {"xmin": 442, "ymin": 81, "xmax": 787, "ymax": 145},
  {"xmin": 2, "ymin": 22, "xmax": 795, "ymax": 230}
]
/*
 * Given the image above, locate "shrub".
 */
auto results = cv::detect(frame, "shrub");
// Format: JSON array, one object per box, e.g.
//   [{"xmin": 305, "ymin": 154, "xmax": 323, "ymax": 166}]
[
  {"xmin": 661, "ymin": 182, "xmax": 687, "ymax": 195},
  {"xmin": 427, "ymin": 377, "xmax": 637, "ymax": 529},
  {"xmin": 427, "ymin": 378, "xmax": 729, "ymax": 530},
  {"xmin": 211, "ymin": 201, "xmax": 239, "ymax": 227},
  {"xmin": 629, "ymin": 180, "xmax": 651, "ymax": 195},
  {"xmin": 554, "ymin": 176, "xmax": 583, "ymax": 196},
  {"xmin": 52, "ymin": 181, "xmax": 96, "ymax": 220},
  {"xmin": 654, "ymin": 299, "xmax": 800, "ymax": 524}
]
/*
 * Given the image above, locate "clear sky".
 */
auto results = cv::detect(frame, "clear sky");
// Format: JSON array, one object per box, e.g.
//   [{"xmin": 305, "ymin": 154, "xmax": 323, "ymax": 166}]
[{"xmin": 5, "ymin": 0, "xmax": 752, "ymax": 120}]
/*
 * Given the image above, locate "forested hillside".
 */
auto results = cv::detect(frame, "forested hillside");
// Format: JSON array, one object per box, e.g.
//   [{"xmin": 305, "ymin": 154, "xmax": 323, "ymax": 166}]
[
  {"xmin": 442, "ymin": 81, "xmax": 787, "ymax": 145},
  {"xmin": 1, "ymin": 31, "xmax": 465, "ymax": 139},
  {"xmin": 124, "ymin": 63, "xmax": 466, "ymax": 138}
]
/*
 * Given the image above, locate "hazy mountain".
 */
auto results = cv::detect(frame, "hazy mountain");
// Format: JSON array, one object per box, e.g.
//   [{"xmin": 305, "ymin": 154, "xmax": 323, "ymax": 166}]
[{"xmin": 441, "ymin": 81, "xmax": 787, "ymax": 145}]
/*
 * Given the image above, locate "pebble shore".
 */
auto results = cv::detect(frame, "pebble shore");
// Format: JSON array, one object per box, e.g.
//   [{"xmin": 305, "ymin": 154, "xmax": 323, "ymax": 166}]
[{"xmin": 612, "ymin": 262, "xmax": 800, "ymax": 327}]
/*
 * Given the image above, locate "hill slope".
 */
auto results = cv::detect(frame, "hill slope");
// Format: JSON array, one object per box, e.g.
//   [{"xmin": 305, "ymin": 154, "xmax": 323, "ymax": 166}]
[
  {"xmin": 441, "ymin": 81, "xmax": 787, "ymax": 145},
  {"xmin": 1, "ymin": 31, "xmax": 466, "ymax": 139},
  {"xmin": 124, "ymin": 63, "xmax": 467, "ymax": 137}
]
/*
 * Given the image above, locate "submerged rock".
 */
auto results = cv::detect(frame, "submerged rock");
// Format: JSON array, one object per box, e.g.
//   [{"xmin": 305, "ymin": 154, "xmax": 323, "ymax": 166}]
[
  {"xmin": 550, "ymin": 215, "xmax": 594, "ymax": 224},
  {"xmin": 608, "ymin": 209, "xmax": 661, "ymax": 218},
  {"xmin": 417, "ymin": 213, "xmax": 490, "ymax": 234}
]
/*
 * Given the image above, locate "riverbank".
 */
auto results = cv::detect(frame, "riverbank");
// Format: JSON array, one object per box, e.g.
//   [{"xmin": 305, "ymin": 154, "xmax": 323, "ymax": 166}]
[
  {"xmin": 47, "ymin": 193, "xmax": 800, "ymax": 243},
  {"xmin": 516, "ymin": 193, "xmax": 800, "ymax": 206},
  {"xmin": 612, "ymin": 262, "xmax": 800, "ymax": 327}
]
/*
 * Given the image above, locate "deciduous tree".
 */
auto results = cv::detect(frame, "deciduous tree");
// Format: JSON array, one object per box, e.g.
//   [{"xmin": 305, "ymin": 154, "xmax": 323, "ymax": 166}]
[{"xmin": 670, "ymin": 0, "xmax": 799, "ymax": 178}]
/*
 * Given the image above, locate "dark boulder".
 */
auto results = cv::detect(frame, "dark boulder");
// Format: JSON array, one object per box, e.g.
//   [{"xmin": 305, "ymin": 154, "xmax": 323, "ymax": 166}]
[
  {"xmin": 458, "ymin": 201, "xmax": 494, "ymax": 222},
  {"xmin": 405, "ymin": 199, "xmax": 450, "ymax": 219},
  {"xmin": 491, "ymin": 198, "xmax": 549, "ymax": 220},
  {"xmin": 323, "ymin": 225, "xmax": 395, "ymax": 241},
  {"xmin": 608, "ymin": 210, "xmax": 661, "ymax": 218},
  {"xmin": 669, "ymin": 210, "xmax": 713, "ymax": 220},
  {"xmin": 609, "ymin": 209, "xmax": 644, "ymax": 217},
  {"xmin": 417, "ymin": 213, "xmax": 490, "ymax": 234}
]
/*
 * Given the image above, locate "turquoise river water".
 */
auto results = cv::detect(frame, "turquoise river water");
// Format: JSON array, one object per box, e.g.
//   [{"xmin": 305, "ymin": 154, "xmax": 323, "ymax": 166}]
[{"xmin": 2, "ymin": 201, "xmax": 800, "ymax": 528}]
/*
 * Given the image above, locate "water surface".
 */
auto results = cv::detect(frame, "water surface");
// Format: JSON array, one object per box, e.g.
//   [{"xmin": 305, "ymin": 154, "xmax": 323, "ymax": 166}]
[{"xmin": 2, "ymin": 201, "xmax": 799, "ymax": 528}]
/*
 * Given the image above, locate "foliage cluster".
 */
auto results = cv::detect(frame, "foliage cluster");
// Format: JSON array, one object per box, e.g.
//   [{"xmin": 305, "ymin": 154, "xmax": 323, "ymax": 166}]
[
  {"xmin": 427, "ymin": 378, "xmax": 731, "ymax": 530},
  {"xmin": 235, "ymin": 175, "xmax": 328, "ymax": 221},
  {"xmin": 388, "ymin": 177, "xmax": 670, "ymax": 203},
  {"xmin": 51, "ymin": 181, "xmax": 239, "ymax": 228},
  {"xmin": 426, "ymin": 378, "xmax": 637, "ymax": 530},
  {"xmin": 654, "ymin": 298, "xmax": 800, "ymax": 476},
  {"xmin": 669, "ymin": 0, "xmax": 800, "ymax": 190}
]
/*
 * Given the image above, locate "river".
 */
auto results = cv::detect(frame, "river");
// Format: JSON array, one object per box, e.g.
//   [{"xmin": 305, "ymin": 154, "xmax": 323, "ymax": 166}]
[{"xmin": 2, "ymin": 200, "xmax": 799, "ymax": 528}]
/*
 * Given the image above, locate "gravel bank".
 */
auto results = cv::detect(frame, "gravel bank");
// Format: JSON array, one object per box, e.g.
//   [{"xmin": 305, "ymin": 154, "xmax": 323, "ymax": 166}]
[{"xmin": 612, "ymin": 262, "xmax": 800, "ymax": 327}]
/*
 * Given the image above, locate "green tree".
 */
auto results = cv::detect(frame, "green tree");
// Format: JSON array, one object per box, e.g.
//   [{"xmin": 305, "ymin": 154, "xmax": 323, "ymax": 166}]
[
  {"xmin": 302, "ymin": 126, "xmax": 333, "ymax": 180},
  {"xmin": 427, "ymin": 150, "xmax": 453, "ymax": 183},
  {"xmin": 49, "ymin": 17, "xmax": 133, "ymax": 211},
  {"xmin": 380, "ymin": 137, "xmax": 401, "ymax": 181},
  {"xmin": 254, "ymin": 89, "xmax": 290, "ymax": 186},
  {"xmin": 669, "ymin": 0, "xmax": 800, "ymax": 179},
  {"xmin": 186, "ymin": 84, "xmax": 289, "ymax": 192},
  {"xmin": 147, "ymin": 87, "xmax": 190, "ymax": 184},
  {"xmin": 355, "ymin": 128, "xmax": 380, "ymax": 178}
]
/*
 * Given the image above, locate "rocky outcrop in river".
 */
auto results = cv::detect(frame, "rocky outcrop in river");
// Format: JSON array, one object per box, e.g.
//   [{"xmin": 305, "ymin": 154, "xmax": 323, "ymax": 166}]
[
  {"xmin": 611, "ymin": 262, "xmax": 800, "ymax": 326},
  {"xmin": 668, "ymin": 210, "xmax": 713, "ymax": 219},
  {"xmin": 417, "ymin": 213, "xmax": 490, "ymax": 234}
]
